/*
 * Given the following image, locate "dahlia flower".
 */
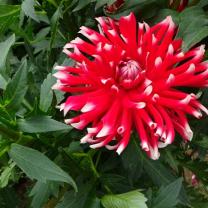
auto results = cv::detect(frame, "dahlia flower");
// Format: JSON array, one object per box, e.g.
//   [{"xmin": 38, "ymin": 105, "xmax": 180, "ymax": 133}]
[{"xmin": 53, "ymin": 13, "xmax": 208, "ymax": 159}]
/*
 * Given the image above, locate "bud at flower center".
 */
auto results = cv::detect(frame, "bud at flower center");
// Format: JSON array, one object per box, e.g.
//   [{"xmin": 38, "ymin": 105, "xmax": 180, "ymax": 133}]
[{"xmin": 117, "ymin": 60, "xmax": 142, "ymax": 84}]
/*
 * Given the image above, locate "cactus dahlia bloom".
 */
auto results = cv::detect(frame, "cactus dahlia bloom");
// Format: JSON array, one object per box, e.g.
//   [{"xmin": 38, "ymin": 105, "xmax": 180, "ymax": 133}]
[{"xmin": 53, "ymin": 13, "xmax": 208, "ymax": 160}]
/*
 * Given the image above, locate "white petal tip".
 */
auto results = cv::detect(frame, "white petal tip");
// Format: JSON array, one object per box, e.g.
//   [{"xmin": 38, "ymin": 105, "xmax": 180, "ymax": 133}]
[
  {"xmin": 116, "ymin": 144, "xmax": 125, "ymax": 155},
  {"xmin": 136, "ymin": 102, "xmax": 146, "ymax": 109},
  {"xmin": 96, "ymin": 125, "xmax": 110, "ymax": 138},
  {"xmin": 54, "ymin": 65, "xmax": 65, "ymax": 70},
  {"xmin": 81, "ymin": 102, "xmax": 95, "ymax": 113},
  {"xmin": 70, "ymin": 121, "xmax": 84, "ymax": 129}
]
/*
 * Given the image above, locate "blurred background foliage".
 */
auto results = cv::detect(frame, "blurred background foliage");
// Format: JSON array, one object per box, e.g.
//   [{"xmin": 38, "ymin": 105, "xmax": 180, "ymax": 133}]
[{"xmin": 0, "ymin": 0, "xmax": 208, "ymax": 207}]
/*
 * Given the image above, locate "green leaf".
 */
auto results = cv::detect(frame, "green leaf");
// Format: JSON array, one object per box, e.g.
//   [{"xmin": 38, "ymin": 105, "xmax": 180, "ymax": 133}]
[
  {"xmin": 192, "ymin": 202, "xmax": 208, "ymax": 208},
  {"xmin": 152, "ymin": 178, "xmax": 183, "ymax": 208},
  {"xmin": 73, "ymin": 0, "xmax": 96, "ymax": 12},
  {"xmin": 21, "ymin": 0, "xmax": 39, "ymax": 22},
  {"xmin": 9, "ymin": 144, "xmax": 77, "ymax": 191},
  {"xmin": 0, "ymin": 34, "xmax": 15, "ymax": 70},
  {"xmin": 121, "ymin": 139, "xmax": 143, "ymax": 182},
  {"xmin": 101, "ymin": 190, "xmax": 148, "ymax": 208},
  {"xmin": 194, "ymin": 135, "xmax": 208, "ymax": 148},
  {"xmin": 46, "ymin": 0, "xmax": 58, "ymax": 7},
  {"xmin": 152, "ymin": 9, "xmax": 179, "ymax": 24},
  {"xmin": 50, "ymin": 6, "xmax": 63, "ymax": 51},
  {"xmin": 39, "ymin": 73, "xmax": 56, "ymax": 112},
  {"xmin": 4, "ymin": 59, "xmax": 28, "ymax": 111},
  {"xmin": 0, "ymin": 5, "xmax": 20, "ymax": 33},
  {"xmin": 133, "ymin": 139, "xmax": 189, "ymax": 206},
  {"xmin": 95, "ymin": 0, "xmax": 115, "ymax": 10},
  {"xmin": 177, "ymin": 7, "xmax": 208, "ymax": 51},
  {"xmin": 100, "ymin": 174, "xmax": 131, "ymax": 193},
  {"xmin": 56, "ymin": 182, "xmax": 99, "ymax": 208},
  {"xmin": 17, "ymin": 116, "xmax": 71, "ymax": 133},
  {"xmin": 0, "ymin": 74, "xmax": 7, "ymax": 90},
  {"xmin": 34, "ymin": 27, "xmax": 51, "ymax": 42},
  {"xmin": 198, "ymin": 0, "xmax": 208, "ymax": 7},
  {"xmin": 182, "ymin": 26, "xmax": 208, "ymax": 51},
  {"xmin": 133, "ymin": 138, "xmax": 175, "ymax": 186},
  {"xmin": 65, "ymin": 151, "xmax": 99, "ymax": 178},
  {"xmin": 143, "ymin": 159, "xmax": 175, "ymax": 186},
  {"xmin": 30, "ymin": 181, "xmax": 60, "ymax": 208},
  {"xmin": 0, "ymin": 162, "xmax": 15, "ymax": 188}
]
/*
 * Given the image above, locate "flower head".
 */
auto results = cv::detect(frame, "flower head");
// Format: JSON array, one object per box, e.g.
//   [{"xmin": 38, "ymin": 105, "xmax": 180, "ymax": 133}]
[{"xmin": 53, "ymin": 13, "xmax": 208, "ymax": 159}]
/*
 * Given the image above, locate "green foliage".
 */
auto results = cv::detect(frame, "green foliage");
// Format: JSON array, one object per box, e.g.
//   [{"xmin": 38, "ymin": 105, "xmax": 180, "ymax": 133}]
[
  {"xmin": 0, "ymin": 5, "xmax": 20, "ymax": 33},
  {"xmin": 21, "ymin": 0, "xmax": 39, "ymax": 22},
  {"xmin": 17, "ymin": 116, "xmax": 71, "ymax": 133},
  {"xmin": 39, "ymin": 73, "xmax": 56, "ymax": 112},
  {"xmin": 177, "ymin": 6, "xmax": 208, "ymax": 51},
  {"xmin": 30, "ymin": 181, "xmax": 60, "ymax": 208},
  {"xmin": 0, "ymin": 0, "xmax": 207, "ymax": 207},
  {"xmin": 0, "ymin": 161, "xmax": 15, "ymax": 188},
  {"xmin": 0, "ymin": 34, "xmax": 15, "ymax": 70},
  {"xmin": 9, "ymin": 144, "xmax": 77, "ymax": 191},
  {"xmin": 56, "ymin": 182, "xmax": 100, "ymax": 208},
  {"xmin": 4, "ymin": 59, "xmax": 28, "ymax": 111},
  {"xmin": 101, "ymin": 190, "xmax": 148, "ymax": 208},
  {"xmin": 151, "ymin": 178, "xmax": 183, "ymax": 208}
]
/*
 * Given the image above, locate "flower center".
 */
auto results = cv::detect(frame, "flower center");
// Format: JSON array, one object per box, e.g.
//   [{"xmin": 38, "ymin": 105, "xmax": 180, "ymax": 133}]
[{"xmin": 116, "ymin": 60, "xmax": 143, "ymax": 88}]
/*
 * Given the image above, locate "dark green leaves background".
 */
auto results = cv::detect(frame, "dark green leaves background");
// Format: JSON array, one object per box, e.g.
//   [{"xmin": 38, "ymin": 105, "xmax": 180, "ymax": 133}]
[{"xmin": 0, "ymin": 0, "xmax": 208, "ymax": 207}]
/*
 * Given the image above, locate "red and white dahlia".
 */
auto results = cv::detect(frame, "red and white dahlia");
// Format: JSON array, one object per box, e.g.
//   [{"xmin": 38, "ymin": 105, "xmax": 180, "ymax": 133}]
[{"xmin": 53, "ymin": 13, "xmax": 208, "ymax": 159}]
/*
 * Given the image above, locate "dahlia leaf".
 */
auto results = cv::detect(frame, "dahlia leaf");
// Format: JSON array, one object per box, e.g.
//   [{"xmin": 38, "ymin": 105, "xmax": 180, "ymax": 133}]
[
  {"xmin": 136, "ymin": 144, "xmax": 189, "ymax": 206},
  {"xmin": 101, "ymin": 190, "xmax": 148, "ymax": 208},
  {"xmin": 0, "ymin": 74, "xmax": 7, "ymax": 90},
  {"xmin": 34, "ymin": 27, "xmax": 51, "ymax": 42},
  {"xmin": 56, "ymin": 182, "xmax": 99, "ymax": 208},
  {"xmin": 191, "ymin": 202, "xmax": 208, "ymax": 208},
  {"xmin": 50, "ymin": 6, "xmax": 63, "ymax": 51},
  {"xmin": 57, "ymin": 195, "xmax": 100, "ymax": 208},
  {"xmin": 121, "ymin": 139, "xmax": 143, "ymax": 182},
  {"xmin": 95, "ymin": 0, "xmax": 115, "ymax": 10},
  {"xmin": 100, "ymin": 174, "xmax": 131, "ymax": 193},
  {"xmin": 114, "ymin": 0, "xmax": 154, "ymax": 12},
  {"xmin": 39, "ymin": 73, "xmax": 56, "ymax": 112},
  {"xmin": 182, "ymin": 27, "xmax": 208, "ymax": 51},
  {"xmin": 21, "ymin": 0, "xmax": 39, "ymax": 22},
  {"xmin": 45, "ymin": 0, "xmax": 58, "ymax": 8},
  {"xmin": 143, "ymin": 158, "xmax": 175, "ymax": 186},
  {"xmin": 9, "ymin": 144, "xmax": 77, "ymax": 191},
  {"xmin": 177, "ymin": 6, "xmax": 208, "ymax": 51},
  {"xmin": 67, "ymin": 152, "xmax": 100, "ymax": 178},
  {"xmin": 195, "ymin": 135, "xmax": 208, "ymax": 148},
  {"xmin": 0, "ymin": 34, "xmax": 15, "ymax": 70},
  {"xmin": 73, "ymin": 0, "xmax": 96, "ymax": 12},
  {"xmin": 198, "ymin": 0, "xmax": 208, "ymax": 7},
  {"xmin": 153, "ymin": 9, "xmax": 179, "ymax": 23},
  {"xmin": 30, "ymin": 181, "xmax": 60, "ymax": 208},
  {"xmin": 0, "ymin": 161, "xmax": 15, "ymax": 188},
  {"xmin": 17, "ymin": 116, "xmax": 71, "ymax": 133},
  {"xmin": 4, "ymin": 59, "xmax": 28, "ymax": 111},
  {"xmin": 0, "ymin": 5, "xmax": 20, "ymax": 33},
  {"xmin": 151, "ymin": 178, "xmax": 183, "ymax": 208}
]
